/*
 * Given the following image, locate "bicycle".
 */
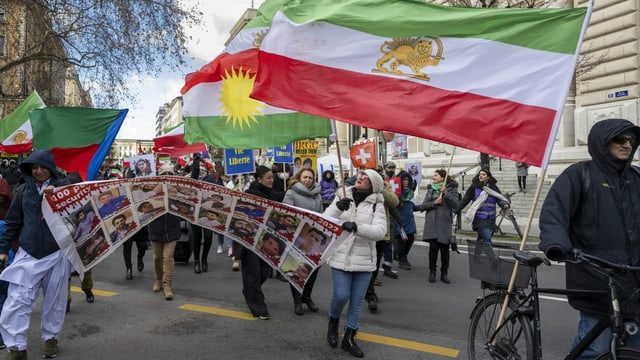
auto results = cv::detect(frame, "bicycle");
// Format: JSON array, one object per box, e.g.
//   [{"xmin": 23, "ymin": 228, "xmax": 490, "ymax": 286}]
[
  {"xmin": 492, "ymin": 192, "xmax": 523, "ymax": 239},
  {"xmin": 468, "ymin": 247, "xmax": 640, "ymax": 360}
]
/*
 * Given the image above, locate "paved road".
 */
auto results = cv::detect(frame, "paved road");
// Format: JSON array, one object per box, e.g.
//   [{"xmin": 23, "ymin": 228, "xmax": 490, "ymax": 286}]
[{"xmin": 13, "ymin": 238, "xmax": 579, "ymax": 360}]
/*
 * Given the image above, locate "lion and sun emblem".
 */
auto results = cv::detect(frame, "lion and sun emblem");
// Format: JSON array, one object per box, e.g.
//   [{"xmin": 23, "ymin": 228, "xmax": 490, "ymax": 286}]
[{"xmin": 373, "ymin": 36, "xmax": 444, "ymax": 81}]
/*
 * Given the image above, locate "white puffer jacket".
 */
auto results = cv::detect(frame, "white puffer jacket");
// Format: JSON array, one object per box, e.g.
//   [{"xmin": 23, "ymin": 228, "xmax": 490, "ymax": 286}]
[{"xmin": 324, "ymin": 186, "xmax": 387, "ymax": 272}]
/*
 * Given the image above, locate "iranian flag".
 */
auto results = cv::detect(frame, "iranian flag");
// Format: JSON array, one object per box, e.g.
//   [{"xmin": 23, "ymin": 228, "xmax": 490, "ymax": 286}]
[
  {"xmin": 30, "ymin": 107, "xmax": 127, "ymax": 181},
  {"xmin": 252, "ymin": 0, "xmax": 592, "ymax": 168},
  {"xmin": 153, "ymin": 124, "xmax": 207, "ymax": 158},
  {"xmin": 0, "ymin": 91, "xmax": 45, "ymax": 154},
  {"xmin": 181, "ymin": 0, "xmax": 331, "ymax": 150}
]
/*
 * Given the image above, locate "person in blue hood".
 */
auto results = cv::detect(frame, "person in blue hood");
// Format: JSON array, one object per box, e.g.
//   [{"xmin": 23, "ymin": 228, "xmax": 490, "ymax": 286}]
[{"xmin": 0, "ymin": 150, "xmax": 72, "ymax": 359}]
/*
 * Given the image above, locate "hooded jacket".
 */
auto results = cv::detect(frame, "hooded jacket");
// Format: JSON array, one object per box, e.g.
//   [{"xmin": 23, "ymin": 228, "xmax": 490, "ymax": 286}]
[
  {"xmin": 0, "ymin": 150, "xmax": 61, "ymax": 259},
  {"xmin": 539, "ymin": 118, "xmax": 640, "ymax": 316}
]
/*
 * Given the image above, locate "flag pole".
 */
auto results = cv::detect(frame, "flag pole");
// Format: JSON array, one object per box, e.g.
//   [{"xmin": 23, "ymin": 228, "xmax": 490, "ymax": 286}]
[{"xmin": 331, "ymin": 120, "xmax": 348, "ymax": 197}]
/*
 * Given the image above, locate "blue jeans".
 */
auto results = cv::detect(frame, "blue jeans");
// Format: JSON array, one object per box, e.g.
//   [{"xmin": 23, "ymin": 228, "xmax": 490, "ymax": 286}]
[
  {"xmin": 572, "ymin": 311, "xmax": 640, "ymax": 359},
  {"xmin": 476, "ymin": 227, "xmax": 492, "ymax": 244},
  {"xmin": 329, "ymin": 268, "xmax": 372, "ymax": 330},
  {"xmin": 383, "ymin": 241, "xmax": 393, "ymax": 267}
]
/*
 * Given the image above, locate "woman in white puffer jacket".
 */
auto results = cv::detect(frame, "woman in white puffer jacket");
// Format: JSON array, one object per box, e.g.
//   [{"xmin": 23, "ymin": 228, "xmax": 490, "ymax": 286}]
[{"xmin": 323, "ymin": 169, "xmax": 386, "ymax": 358}]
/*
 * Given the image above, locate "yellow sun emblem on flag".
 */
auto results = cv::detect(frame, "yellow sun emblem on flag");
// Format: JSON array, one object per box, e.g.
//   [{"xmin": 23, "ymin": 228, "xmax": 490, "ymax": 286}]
[{"xmin": 218, "ymin": 66, "xmax": 265, "ymax": 129}]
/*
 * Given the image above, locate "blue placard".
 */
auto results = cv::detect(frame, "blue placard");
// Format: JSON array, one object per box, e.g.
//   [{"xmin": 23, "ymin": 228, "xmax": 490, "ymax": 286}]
[
  {"xmin": 615, "ymin": 90, "xmax": 629, "ymax": 98},
  {"xmin": 224, "ymin": 149, "xmax": 255, "ymax": 176},
  {"xmin": 273, "ymin": 143, "xmax": 294, "ymax": 163}
]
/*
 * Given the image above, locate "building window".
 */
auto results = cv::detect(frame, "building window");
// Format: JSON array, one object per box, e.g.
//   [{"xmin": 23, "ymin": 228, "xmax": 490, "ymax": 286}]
[
  {"xmin": 0, "ymin": 8, "xmax": 5, "ymax": 23},
  {"xmin": 0, "ymin": 35, "xmax": 5, "ymax": 57}
]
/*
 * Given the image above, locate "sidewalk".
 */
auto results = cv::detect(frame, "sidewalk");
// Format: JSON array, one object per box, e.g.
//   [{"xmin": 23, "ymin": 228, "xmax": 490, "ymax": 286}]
[{"xmin": 412, "ymin": 212, "xmax": 541, "ymax": 251}]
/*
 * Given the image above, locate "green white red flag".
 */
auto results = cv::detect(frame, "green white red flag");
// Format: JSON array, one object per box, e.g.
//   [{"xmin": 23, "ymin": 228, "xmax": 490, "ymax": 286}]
[
  {"xmin": 251, "ymin": 0, "xmax": 592, "ymax": 168},
  {"xmin": 181, "ymin": 0, "xmax": 331, "ymax": 150},
  {"xmin": 30, "ymin": 107, "xmax": 127, "ymax": 181},
  {"xmin": 0, "ymin": 91, "xmax": 45, "ymax": 154}
]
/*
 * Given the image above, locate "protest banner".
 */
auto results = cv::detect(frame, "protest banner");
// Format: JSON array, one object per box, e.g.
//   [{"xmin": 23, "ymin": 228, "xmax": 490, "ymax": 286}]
[{"xmin": 42, "ymin": 177, "xmax": 347, "ymax": 292}]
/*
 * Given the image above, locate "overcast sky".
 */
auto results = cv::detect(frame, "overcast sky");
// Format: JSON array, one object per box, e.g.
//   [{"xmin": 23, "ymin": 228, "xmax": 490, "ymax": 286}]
[{"xmin": 117, "ymin": 0, "xmax": 266, "ymax": 140}]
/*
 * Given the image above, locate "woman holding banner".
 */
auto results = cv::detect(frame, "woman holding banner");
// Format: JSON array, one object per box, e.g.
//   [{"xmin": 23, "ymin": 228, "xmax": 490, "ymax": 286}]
[
  {"xmin": 324, "ymin": 169, "xmax": 386, "ymax": 358},
  {"xmin": 283, "ymin": 168, "xmax": 323, "ymax": 316},
  {"xmin": 238, "ymin": 166, "xmax": 284, "ymax": 320}
]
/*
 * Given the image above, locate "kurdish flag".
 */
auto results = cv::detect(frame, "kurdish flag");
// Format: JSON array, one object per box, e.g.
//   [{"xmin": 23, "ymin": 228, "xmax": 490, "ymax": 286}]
[
  {"xmin": 252, "ymin": 0, "xmax": 592, "ymax": 168},
  {"xmin": 0, "ymin": 91, "xmax": 45, "ymax": 154},
  {"xmin": 30, "ymin": 107, "xmax": 127, "ymax": 181},
  {"xmin": 181, "ymin": 0, "xmax": 331, "ymax": 150}
]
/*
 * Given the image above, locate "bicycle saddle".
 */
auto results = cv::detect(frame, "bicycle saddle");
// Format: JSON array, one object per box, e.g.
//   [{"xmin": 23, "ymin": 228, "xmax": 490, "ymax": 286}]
[{"xmin": 513, "ymin": 250, "xmax": 550, "ymax": 267}]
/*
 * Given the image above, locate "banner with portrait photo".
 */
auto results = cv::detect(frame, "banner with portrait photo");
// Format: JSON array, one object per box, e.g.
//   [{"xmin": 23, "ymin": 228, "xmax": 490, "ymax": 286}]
[
  {"xmin": 42, "ymin": 176, "xmax": 347, "ymax": 292},
  {"xmin": 129, "ymin": 154, "xmax": 157, "ymax": 177},
  {"xmin": 293, "ymin": 140, "xmax": 318, "ymax": 175}
]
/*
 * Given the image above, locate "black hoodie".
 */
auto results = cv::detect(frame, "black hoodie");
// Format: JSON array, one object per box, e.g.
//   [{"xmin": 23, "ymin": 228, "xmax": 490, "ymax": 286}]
[
  {"xmin": 540, "ymin": 118, "xmax": 640, "ymax": 316},
  {"xmin": 0, "ymin": 150, "xmax": 62, "ymax": 259}
]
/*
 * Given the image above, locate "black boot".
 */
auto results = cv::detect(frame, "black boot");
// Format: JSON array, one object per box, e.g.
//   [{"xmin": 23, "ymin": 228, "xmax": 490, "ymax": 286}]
[
  {"xmin": 441, "ymin": 270, "xmax": 451, "ymax": 284},
  {"xmin": 327, "ymin": 317, "xmax": 339, "ymax": 348},
  {"xmin": 137, "ymin": 255, "xmax": 144, "ymax": 272},
  {"xmin": 125, "ymin": 266, "xmax": 133, "ymax": 280},
  {"xmin": 83, "ymin": 289, "xmax": 95, "ymax": 303},
  {"xmin": 201, "ymin": 258, "xmax": 208, "ymax": 272},
  {"xmin": 302, "ymin": 298, "xmax": 319, "ymax": 312},
  {"xmin": 382, "ymin": 265, "xmax": 398, "ymax": 279},
  {"xmin": 341, "ymin": 327, "xmax": 364, "ymax": 358},
  {"xmin": 428, "ymin": 271, "xmax": 436, "ymax": 283},
  {"xmin": 294, "ymin": 297, "xmax": 304, "ymax": 315},
  {"xmin": 367, "ymin": 293, "xmax": 378, "ymax": 312},
  {"xmin": 194, "ymin": 260, "xmax": 201, "ymax": 274}
]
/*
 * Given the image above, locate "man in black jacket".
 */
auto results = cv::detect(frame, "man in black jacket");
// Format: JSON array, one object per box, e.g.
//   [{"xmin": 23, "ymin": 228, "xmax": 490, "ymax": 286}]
[
  {"xmin": 0, "ymin": 150, "xmax": 72, "ymax": 359},
  {"xmin": 539, "ymin": 118, "xmax": 640, "ymax": 358}
]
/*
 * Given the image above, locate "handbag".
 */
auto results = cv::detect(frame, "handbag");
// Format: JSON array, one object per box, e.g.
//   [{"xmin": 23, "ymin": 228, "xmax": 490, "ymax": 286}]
[{"xmin": 450, "ymin": 235, "xmax": 460, "ymax": 254}]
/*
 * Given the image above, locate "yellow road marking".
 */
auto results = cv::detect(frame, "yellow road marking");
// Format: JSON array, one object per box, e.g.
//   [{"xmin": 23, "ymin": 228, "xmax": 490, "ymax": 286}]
[
  {"xmin": 69, "ymin": 286, "xmax": 118, "ymax": 298},
  {"xmin": 179, "ymin": 303, "xmax": 459, "ymax": 356},
  {"xmin": 357, "ymin": 331, "xmax": 459, "ymax": 358},
  {"xmin": 179, "ymin": 303, "xmax": 257, "ymax": 321}
]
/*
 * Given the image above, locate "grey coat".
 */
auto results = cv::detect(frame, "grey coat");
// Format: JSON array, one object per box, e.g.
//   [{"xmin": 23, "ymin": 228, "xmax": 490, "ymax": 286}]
[
  {"xmin": 516, "ymin": 162, "xmax": 529, "ymax": 177},
  {"xmin": 414, "ymin": 181, "xmax": 459, "ymax": 245},
  {"xmin": 283, "ymin": 181, "xmax": 323, "ymax": 213}
]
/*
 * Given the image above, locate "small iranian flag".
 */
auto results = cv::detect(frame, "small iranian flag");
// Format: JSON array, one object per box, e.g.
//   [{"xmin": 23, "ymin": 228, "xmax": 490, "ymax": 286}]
[
  {"xmin": 0, "ymin": 91, "xmax": 45, "ymax": 154},
  {"xmin": 252, "ymin": 0, "xmax": 592, "ymax": 168},
  {"xmin": 181, "ymin": 0, "xmax": 331, "ymax": 150}
]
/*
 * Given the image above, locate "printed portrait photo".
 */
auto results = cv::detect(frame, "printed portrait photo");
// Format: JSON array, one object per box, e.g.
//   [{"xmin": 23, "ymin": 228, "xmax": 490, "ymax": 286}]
[
  {"xmin": 200, "ymin": 191, "xmax": 231, "ymax": 212},
  {"xmin": 131, "ymin": 183, "xmax": 164, "ymax": 202},
  {"xmin": 265, "ymin": 210, "xmax": 299, "ymax": 241},
  {"xmin": 197, "ymin": 208, "xmax": 227, "ymax": 232},
  {"xmin": 293, "ymin": 223, "xmax": 329, "ymax": 256},
  {"xmin": 68, "ymin": 202, "xmax": 100, "ymax": 243},
  {"xmin": 94, "ymin": 186, "xmax": 130, "ymax": 219},
  {"xmin": 77, "ymin": 229, "xmax": 110, "ymax": 266},
  {"xmin": 167, "ymin": 184, "xmax": 200, "ymax": 204},
  {"xmin": 233, "ymin": 199, "xmax": 267, "ymax": 222},
  {"xmin": 256, "ymin": 230, "xmax": 286, "ymax": 266},
  {"xmin": 228, "ymin": 216, "xmax": 258, "ymax": 246},
  {"xmin": 105, "ymin": 209, "xmax": 137, "ymax": 244},
  {"xmin": 168, "ymin": 198, "xmax": 196, "ymax": 223},
  {"xmin": 136, "ymin": 197, "xmax": 165, "ymax": 225},
  {"xmin": 280, "ymin": 250, "xmax": 314, "ymax": 289}
]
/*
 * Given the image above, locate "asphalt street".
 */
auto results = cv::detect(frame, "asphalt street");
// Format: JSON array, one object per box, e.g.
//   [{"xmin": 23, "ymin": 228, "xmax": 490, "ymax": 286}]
[{"xmin": 13, "ymin": 235, "xmax": 580, "ymax": 360}]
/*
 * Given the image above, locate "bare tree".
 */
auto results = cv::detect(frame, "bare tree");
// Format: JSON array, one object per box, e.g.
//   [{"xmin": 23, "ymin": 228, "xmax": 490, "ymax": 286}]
[{"xmin": 2, "ymin": 0, "xmax": 202, "ymax": 107}]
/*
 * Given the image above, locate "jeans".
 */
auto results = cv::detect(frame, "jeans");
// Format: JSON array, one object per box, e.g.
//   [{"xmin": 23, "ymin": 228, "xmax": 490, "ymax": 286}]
[
  {"xmin": 382, "ymin": 241, "xmax": 393, "ymax": 267},
  {"xmin": 572, "ymin": 311, "xmax": 640, "ymax": 359},
  {"xmin": 476, "ymin": 227, "xmax": 492, "ymax": 244},
  {"xmin": 329, "ymin": 268, "xmax": 372, "ymax": 330}
]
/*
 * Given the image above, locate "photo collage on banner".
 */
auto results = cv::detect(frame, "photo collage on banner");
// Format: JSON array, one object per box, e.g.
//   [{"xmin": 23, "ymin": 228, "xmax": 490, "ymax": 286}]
[{"xmin": 43, "ymin": 176, "xmax": 345, "ymax": 292}]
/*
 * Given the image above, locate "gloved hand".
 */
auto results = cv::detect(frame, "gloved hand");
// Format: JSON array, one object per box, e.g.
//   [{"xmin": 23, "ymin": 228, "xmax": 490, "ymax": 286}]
[
  {"xmin": 545, "ymin": 246, "xmax": 565, "ymax": 261},
  {"xmin": 336, "ymin": 198, "xmax": 353, "ymax": 211},
  {"xmin": 342, "ymin": 221, "xmax": 358, "ymax": 233}
]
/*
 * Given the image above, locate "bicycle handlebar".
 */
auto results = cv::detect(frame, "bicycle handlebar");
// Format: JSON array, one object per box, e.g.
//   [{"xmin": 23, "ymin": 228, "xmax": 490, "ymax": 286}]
[{"xmin": 571, "ymin": 249, "xmax": 640, "ymax": 273}]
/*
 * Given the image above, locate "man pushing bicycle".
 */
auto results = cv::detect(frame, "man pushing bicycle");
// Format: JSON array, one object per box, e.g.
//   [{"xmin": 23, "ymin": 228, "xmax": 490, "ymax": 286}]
[{"xmin": 540, "ymin": 118, "xmax": 640, "ymax": 359}]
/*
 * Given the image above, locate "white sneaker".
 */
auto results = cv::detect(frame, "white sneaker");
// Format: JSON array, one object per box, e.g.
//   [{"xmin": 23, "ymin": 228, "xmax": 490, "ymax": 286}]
[
  {"xmin": 232, "ymin": 260, "xmax": 240, "ymax": 271},
  {"xmin": 227, "ymin": 247, "xmax": 233, "ymax": 257},
  {"xmin": 216, "ymin": 245, "xmax": 223, "ymax": 254}
]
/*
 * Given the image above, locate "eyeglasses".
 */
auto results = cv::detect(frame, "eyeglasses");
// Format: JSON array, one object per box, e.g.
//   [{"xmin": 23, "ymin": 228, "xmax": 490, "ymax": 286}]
[{"xmin": 612, "ymin": 135, "xmax": 636, "ymax": 146}]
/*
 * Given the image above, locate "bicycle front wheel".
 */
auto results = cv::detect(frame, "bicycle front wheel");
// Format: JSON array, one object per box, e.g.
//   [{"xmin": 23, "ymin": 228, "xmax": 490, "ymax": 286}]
[
  {"xmin": 597, "ymin": 349, "xmax": 640, "ymax": 360},
  {"xmin": 468, "ymin": 292, "xmax": 534, "ymax": 360}
]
